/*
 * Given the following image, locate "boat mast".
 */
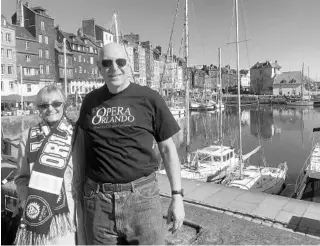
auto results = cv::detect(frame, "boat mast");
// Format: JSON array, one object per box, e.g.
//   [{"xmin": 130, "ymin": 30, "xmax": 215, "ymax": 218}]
[
  {"xmin": 301, "ymin": 63, "xmax": 304, "ymax": 99},
  {"xmin": 185, "ymin": 0, "xmax": 190, "ymax": 162},
  {"xmin": 218, "ymin": 47, "xmax": 222, "ymax": 143},
  {"xmin": 235, "ymin": 0, "xmax": 243, "ymax": 178}
]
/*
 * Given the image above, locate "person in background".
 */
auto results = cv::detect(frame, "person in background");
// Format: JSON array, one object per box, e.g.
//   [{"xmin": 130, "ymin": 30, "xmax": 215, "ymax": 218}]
[
  {"xmin": 75, "ymin": 42, "xmax": 185, "ymax": 245},
  {"xmin": 14, "ymin": 85, "xmax": 85, "ymax": 245}
]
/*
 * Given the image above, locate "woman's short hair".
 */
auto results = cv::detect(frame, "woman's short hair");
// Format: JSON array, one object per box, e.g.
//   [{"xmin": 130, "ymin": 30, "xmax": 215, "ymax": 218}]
[{"xmin": 36, "ymin": 84, "xmax": 66, "ymax": 106}]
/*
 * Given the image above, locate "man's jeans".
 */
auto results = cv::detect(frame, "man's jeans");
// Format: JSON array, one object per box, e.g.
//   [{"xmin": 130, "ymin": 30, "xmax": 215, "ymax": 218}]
[{"xmin": 83, "ymin": 173, "xmax": 165, "ymax": 245}]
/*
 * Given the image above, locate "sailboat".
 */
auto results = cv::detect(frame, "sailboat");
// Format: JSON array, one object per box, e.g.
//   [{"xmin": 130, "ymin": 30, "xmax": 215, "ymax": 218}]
[
  {"xmin": 287, "ymin": 64, "xmax": 314, "ymax": 106},
  {"xmin": 293, "ymin": 127, "xmax": 320, "ymax": 202},
  {"xmin": 224, "ymin": 0, "xmax": 288, "ymax": 195}
]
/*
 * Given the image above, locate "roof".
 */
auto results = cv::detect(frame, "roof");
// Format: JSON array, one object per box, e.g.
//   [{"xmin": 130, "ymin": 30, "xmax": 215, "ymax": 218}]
[
  {"xmin": 54, "ymin": 41, "xmax": 73, "ymax": 54},
  {"xmin": 95, "ymin": 24, "xmax": 112, "ymax": 34},
  {"xmin": 273, "ymin": 71, "xmax": 302, "ymax": 85},
  {"xmin": 62, "ymin": 32, "xmax": 84, "ymax": 45},
  {"xmin": 14, "ymin": 26, "xmax": 36, "ymax": 40},
  {"xmin": 251, "ymin": 61, "xmax": 281, "ymax": 70}
]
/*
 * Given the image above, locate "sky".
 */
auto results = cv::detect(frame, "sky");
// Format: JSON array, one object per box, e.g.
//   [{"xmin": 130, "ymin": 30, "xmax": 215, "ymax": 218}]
[{"xmin": 2, "ymin": 0, "xmax": 320, "ymax": 80}]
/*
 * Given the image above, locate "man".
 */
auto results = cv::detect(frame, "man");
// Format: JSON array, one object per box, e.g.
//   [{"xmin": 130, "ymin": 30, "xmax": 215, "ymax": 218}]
[{"xmin": 75, "ymin": 42, "xmax": 185, "ymax": 245}]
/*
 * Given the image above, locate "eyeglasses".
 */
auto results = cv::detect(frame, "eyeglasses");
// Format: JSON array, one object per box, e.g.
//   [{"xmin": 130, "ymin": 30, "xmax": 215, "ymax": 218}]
[
  {"xmin": 38, "ymin": 101, "xmax": 63, "ymax": 110},
  {"xmin": 101, "ymin": 59, "xmax": 127, "ymax": 68}
]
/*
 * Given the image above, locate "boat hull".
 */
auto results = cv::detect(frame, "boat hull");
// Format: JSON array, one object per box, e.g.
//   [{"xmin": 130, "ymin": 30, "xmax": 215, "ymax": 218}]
[{"xmin": 287, "ymin": 101, "xmax": 314, "ymax": 106}]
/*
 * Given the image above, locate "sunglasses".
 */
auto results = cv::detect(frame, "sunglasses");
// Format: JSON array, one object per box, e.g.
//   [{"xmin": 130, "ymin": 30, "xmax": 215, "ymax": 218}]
[
  {"xmin": 38, "ymin": 101, "xmax": 63, "ymax": 110},
  {"xmin": 101, "ymin": 59, "xmax": 127, "ymax": 68}
]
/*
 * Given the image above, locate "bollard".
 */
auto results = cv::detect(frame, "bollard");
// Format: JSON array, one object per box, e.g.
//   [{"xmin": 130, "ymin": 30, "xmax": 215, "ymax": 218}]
[{"xmin": 2, "ymin": 138, "xmax": 12, "ymax": 155}]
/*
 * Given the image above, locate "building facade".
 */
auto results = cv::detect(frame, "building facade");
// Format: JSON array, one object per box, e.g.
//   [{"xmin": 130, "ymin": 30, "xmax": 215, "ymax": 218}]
[
  {"xmin": 15, "ymin": 25, "xmax": 40, "ymax": 97},
  {"xmin": 273, "ymin": 71, "xmax": 303, "ymax": 96},
  {"xmin": 1, "ymin": 15, "xmax": 17, "ymax": 96},
  {"xmin": 82, "ymin": 19, "xmax": 114, "ymax": 45},
  {"xmin": 12, "ymin": 2, "xmax": 56, "ymax": 86},
  {"xmin": 250, "ymin": 60, "xmax": 281, "ymax": 95},
  {"xmin": 240, "ymin": 69, "xmax": 250, "ymax": 90}
]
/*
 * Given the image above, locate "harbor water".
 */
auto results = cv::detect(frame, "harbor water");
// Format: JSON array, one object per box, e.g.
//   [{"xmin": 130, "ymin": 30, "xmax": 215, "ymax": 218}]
[
  {"xmin": 2, "ymin": 105, "xmax": 320, "ymax": 186},
  {"xmin": 173, "ymin": 105, "xmax": 320, "ymax": 185}
]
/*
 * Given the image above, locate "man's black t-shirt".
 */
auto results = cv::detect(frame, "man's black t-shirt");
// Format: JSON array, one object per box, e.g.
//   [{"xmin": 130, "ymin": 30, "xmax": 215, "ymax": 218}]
[{"xmin": 78, "ymin": 83, "xmax": 180, "ymax": 183}]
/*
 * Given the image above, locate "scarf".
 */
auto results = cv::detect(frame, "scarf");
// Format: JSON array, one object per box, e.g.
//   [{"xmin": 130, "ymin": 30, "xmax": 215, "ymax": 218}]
[{"xmin": 15, "ymin": 116, "xmax": 75, "ymax": 245}]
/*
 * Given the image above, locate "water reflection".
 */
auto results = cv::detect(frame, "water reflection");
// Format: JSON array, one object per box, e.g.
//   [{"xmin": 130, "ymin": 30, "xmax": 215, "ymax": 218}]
[{"xmin": 175, "ymin": 105, "xmax": 320, "ymax": 184}]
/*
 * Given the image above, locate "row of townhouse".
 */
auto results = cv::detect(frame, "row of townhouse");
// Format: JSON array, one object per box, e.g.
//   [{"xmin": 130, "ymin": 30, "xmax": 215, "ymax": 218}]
[{"xmin": 1, "ymin": 1, "xmax": 188, "ymax": 101}]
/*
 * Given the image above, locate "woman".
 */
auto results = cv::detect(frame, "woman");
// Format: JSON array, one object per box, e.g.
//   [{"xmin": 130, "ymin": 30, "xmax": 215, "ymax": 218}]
[{"xmin": 14, "ymin": 85, "xmax": 85, "ymax": 245}]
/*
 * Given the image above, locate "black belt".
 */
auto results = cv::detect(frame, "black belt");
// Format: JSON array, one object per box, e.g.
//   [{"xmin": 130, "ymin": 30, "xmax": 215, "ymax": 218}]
[{"xmin": 85, "ymin": 172, "xmax": 156, "ymax": 192}]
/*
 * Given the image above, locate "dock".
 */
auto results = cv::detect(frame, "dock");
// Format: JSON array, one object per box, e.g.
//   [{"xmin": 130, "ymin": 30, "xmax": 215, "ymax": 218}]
[{"xmin": 157, "ymin": 173, "xmax": 320, "ymax": 239}]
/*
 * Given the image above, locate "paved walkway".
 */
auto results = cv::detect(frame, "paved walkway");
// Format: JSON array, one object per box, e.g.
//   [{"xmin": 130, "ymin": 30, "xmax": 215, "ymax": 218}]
[{"xmin": 157, "ymin": 173, "xmax": 320, "ymax": 239}]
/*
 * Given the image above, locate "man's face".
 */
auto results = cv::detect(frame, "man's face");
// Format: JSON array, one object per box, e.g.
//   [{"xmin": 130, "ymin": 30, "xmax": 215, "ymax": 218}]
[{"xmin": 98, "ymin": 45, "xmax": 129, "ymax": 88}]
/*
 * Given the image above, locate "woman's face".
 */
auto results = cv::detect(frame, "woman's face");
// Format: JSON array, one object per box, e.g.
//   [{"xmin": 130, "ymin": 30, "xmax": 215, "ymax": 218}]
[{"xmin": 37, "ymin": 91, "xmax": 65, "ymax": 124}]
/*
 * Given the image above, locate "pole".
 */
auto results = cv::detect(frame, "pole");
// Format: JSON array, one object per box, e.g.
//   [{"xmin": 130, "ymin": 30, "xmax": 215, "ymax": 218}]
[
  {"xmin": 20, "ymin": 65, "xmax": 23, "ymax": 110},
  {"xmin": 63, "ymin": 38, "xmax": 67, "ymax": 97},
  {"xmin": 114, "ymin": 12, "xmax": 119, "ymax": 44},
  {"xmin": 218, "ymin": 48, "xmax": 222, "ymax": 143},
  {"xmin": 185, "ymin": 0, "xmax": 190, "ymax": 163},
  {"xmin": 235, "ymin": 0, "xmax": 243, "ymax": 179}
]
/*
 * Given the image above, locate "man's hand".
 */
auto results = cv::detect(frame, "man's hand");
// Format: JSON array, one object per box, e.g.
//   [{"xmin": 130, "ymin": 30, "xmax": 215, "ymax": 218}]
[{"xmin": 167, "ymin": 195, "xmax": 185, "ymax": 234}]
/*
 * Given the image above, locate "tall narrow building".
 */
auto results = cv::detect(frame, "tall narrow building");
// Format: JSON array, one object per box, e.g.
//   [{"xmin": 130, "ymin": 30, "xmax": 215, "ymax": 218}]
[{"xmin": 12, "ymin": 1, "xmax": 56, "ymax": 87}]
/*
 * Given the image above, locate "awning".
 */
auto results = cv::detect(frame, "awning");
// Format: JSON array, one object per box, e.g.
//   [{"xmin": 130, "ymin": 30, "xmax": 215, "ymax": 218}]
[{"xmin": 1, "ymin": 94, "xmax": 37, "ymax": 102}]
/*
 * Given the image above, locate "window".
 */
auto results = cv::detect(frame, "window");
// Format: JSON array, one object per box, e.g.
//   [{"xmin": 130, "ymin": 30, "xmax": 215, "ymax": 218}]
[
  {"xmin": 1, "ymin": 31, "xmax": 3, "ymax": 42},
  {"xmin": 1, "ymin": 81, "xmax": 3, "ymax": 91},
  {"xmin": 78, "ymin": 46, "xmax": 81, "ymax": 51},
  {"xmin": 25, "ymin": 41, "xmax": 30, "ymax": 50},
  {"xmin": 44, "ymin": 36, "xmax": 48, "ymax": 44},
  {"xmin": 9, "ymin": 82, "xmax": 14, "ymax": 90},
  {"xmin": 89, "ymin": 47, "xmax": 93, "ymax": 53},
  {"xmin": 7, "ymin": 49, "xmax": 12, "ymax": 59},
  {"xmin": 26, "ymin": 55, "xmax": 31, "ymax": 62},
  {"xmin": 40, "ymin": 65, "xmax": 44, "ymax": 74},
  {"xmin": 1, "ymin": 64, "xmax": 4, "ymax": 74},
  {"xmin": 75, "ymin": 68, "xmax": 77, "ymax": 73},
  {"xmin": 79, "ymin": 66, "xmax": 82, "ymax": 73},
  {"xmin": 78, "ymin": 55, "xmax": 81, "ymax": 62},
  {"xmin": 46, "ymin": 65, "xmax": 50, "ymax": 74},
  {"xmin": 1, "ymin": 48, "xmax": 3, "ymax": 57},
  {"xmin": 45, "ymin": 50, "xmax": 49, "ymax": 59},
  {"xmin": 41, "ymin": 21, "xmax": 45, "ymax": 31},
  {"xmin": 91, "ymin": 68, "xmax": 94, "ymax": 74},
  {"xmin": 39, "ymin": 49, "xmax": 43, "ymax": 58},
  {"xmin": 27, "ymin": 84, "xmax": 31, "ymax": 92},
  {"xmin": 84, "ymin": 69, "xmax": 86, "ymax": 73},
  {"xmin": 39, "ymin": 34, "xmax": 42, "ymax": 43},
  {"xmin": 83, "ymin": 57, "xmax": 86, "ymax": 63},
  {"xmin": 6, "ymin": 33, "xmax": 11, "ymax": 42},
  {"xmin": 90, "ymin": 57, "xmax": 93, "ymax": 64}
]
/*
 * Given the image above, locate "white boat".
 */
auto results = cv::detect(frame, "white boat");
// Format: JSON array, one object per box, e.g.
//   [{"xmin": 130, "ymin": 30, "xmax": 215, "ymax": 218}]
[
  {"xmin": 189, "ymin": 101, "xmax": 215, "ymax": 111},
  {"xmin": 286, "ymin": 100, "xmax": 314, "ymax": 106},
  {"xmin": 222, "ymin": 0, "xmax": 288, "ymax": 194},
  {"xmin": 158, "ymin": 145, "xmax": 261, "ymax": 182},
  {"xmin": 293, "ymin": 127, "xmax": 320, "ymax": 202},
  {"xmin": 169, "ymin": 107, "xmax": 185, "ymax": 117},
  {"xmin": 227, "ymin": 163, "xmax": 288, "ymax": 194}
]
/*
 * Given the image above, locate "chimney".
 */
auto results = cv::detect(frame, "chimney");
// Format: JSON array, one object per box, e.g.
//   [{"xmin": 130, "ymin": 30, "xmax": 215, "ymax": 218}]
[
  {"xmin": 16, "ymin": 0, "xmax": 24, "ymax": 27},
  {"xmin": 25, "ymin": 2, "xmax": 28, "ymax": 7}
]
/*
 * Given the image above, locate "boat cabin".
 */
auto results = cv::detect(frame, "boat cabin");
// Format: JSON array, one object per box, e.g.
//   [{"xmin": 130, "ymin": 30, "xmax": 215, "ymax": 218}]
[{"xmin": 190, "ymin": 145, "xmax": 235, "ymax": 168}]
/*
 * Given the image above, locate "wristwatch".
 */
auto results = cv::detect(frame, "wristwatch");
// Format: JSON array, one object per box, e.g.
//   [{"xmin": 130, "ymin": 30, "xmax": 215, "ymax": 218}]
[{"xmin": 172, "ymin": 189, "xmax": 184, "ymax": 197}]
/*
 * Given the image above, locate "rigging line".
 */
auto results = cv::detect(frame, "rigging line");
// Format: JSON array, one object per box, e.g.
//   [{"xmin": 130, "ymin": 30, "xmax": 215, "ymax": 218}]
[
  {"xmin": 190, "ymin": 0, "xmax": 206, "ymax": 59},
  {"xmin": 240, "ymin": 0, "xmax": 251, "ymax": 68},
  {"xmin": 226, "ymin": 1, "xmax": 236, "ymax": 67},
  {"xmin": 159, "ymin": 0, "xmax": 181, "ymax": 86},
  {"xmin": 178, "ymin": 25, "xmax": 185, "ymax": 58}
]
